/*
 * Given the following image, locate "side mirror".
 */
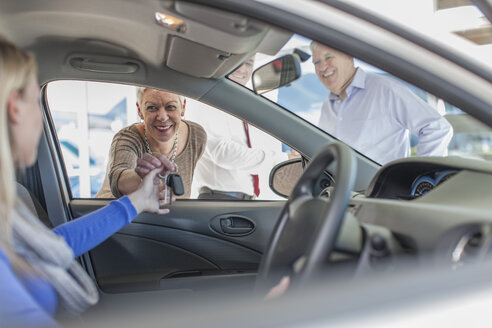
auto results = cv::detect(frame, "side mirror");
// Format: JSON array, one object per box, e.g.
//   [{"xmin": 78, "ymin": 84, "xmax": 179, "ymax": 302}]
[
  {"xmin": 252, "ymin": 54, "xmax": 301, "ymax": 95},
  {"xmin": 269, "ymin": 158, "xmax": 304, "ymax": 198}
]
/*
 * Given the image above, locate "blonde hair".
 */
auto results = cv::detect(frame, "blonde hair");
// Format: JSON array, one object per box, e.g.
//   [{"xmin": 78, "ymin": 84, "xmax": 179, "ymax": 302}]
[
  {"xmin": 136, "ymin": 86, "xmax": 184, "ymax": 107},
  {"xmin": 0, "ymin": 36, "xmax": 37, "ymax": 273}
]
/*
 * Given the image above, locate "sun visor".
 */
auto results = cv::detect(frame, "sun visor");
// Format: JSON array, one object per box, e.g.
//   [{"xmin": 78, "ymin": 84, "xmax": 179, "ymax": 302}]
[
  {"xmin": 255, "ymin": 27, "xmax": 293, "ymax": 56},
  {"xmin": 166, "ymin": 36, "xmax": 232, "ymax": 78}
]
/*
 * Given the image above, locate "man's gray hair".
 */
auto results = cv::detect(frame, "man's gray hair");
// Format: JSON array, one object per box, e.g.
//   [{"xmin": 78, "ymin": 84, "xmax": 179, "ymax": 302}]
[
  {"xmin": 136, "ymin": 86, "xmax": 184, "ymax": 105},
  {"xmin": 309, "ymin": 41, "xmax": 320, "ymax": 52}
]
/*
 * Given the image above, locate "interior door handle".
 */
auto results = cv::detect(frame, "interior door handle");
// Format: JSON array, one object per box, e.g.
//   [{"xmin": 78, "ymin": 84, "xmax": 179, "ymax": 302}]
[{"xmin": 220, "ymin": 217, "xmax": 254, "ymax": 235}]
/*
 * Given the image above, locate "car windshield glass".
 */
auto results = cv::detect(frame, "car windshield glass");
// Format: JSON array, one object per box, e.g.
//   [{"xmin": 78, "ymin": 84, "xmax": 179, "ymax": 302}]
[
  {"xmin": 227, "ymin": 1, "xmax": 492, "ymax": 165},
  {"xmin": 343, "ymin": 0, "xmax": 492, "ymax": 70}
]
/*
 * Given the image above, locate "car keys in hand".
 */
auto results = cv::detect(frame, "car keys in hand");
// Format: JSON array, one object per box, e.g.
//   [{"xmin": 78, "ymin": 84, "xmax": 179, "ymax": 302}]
[{"xmin": 161, "ymin": 170, "xmax": 184, "ymax": 204}]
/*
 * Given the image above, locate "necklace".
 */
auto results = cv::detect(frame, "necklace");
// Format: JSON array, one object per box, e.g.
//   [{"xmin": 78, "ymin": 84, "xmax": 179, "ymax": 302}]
[{"xmin": 143, "ymin": 128, "xmax": 179, "ymax": 163}]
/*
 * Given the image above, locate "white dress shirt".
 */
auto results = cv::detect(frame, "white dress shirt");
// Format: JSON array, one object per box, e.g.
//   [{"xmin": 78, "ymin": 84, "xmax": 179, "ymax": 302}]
[
  {"xmin": 318, "ymin": 68, "xmax": 453, "ymax": 164},
  {"xmin": 186, "ymin": 99, "xmax": 288, "ymax": 199}
]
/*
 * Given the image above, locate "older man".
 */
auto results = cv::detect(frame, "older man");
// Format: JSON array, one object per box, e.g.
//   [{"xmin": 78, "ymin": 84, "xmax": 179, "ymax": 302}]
[{"xmin": 312, "ymin": 42, "xmax": 453, "ymax": 164}]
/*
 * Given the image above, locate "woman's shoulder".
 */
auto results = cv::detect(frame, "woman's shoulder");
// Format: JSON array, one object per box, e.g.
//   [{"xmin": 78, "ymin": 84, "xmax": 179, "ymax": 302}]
[
  {"xmin": 111, "ymin": 123, "xmax": 144, "ymax": 148},
  {"xmin": 114, "ymin": 123, "xmax": 141, "ymax": 139},
  {"xmin": 106, "ymin": 123, "xmax": 145, "ymax": 158},
  {"xmin": 186, "ymin": 120, "xmax": 207, "ymax": 141},
  {"xmin": 182, "ymin": 120, "xmax": 207, "ymax": 160},
  {"xmin": 186, "ymin": 120, "xmax": 205, "ymax": 133}
]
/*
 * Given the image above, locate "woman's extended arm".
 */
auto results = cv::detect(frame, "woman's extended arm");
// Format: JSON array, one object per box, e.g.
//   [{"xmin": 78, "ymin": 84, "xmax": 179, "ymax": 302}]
[{"xmin": 54, "ymin": 167, "xmax": 170, "ymax": 257}]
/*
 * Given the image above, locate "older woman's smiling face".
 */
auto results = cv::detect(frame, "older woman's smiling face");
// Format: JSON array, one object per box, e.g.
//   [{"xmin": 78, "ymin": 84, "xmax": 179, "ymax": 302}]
[{"xmin": 137, "ymin": 89, "xmax": 185, "ymax": 143}]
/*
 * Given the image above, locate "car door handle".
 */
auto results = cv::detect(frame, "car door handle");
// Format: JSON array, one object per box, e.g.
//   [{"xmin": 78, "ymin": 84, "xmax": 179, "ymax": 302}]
[{"xmin": 220, "ymin": 217, "xmax": 254, "ymax": 235}]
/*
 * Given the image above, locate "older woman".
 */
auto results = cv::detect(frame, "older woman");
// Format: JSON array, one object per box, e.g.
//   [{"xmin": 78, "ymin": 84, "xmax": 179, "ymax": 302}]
[
  {"xmin": 96, "ymin": 87, "xmax": 207, "ymax": 199},
  {"xmin": 0, "ymin": 37, "xmax": 173, "ymax": 326}
]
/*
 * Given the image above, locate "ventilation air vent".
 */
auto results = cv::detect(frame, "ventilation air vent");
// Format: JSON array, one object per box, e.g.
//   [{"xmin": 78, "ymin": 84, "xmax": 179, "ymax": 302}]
[{"xmin": 452, "ymin": 232, "xmax": 484, "ymax": 269}]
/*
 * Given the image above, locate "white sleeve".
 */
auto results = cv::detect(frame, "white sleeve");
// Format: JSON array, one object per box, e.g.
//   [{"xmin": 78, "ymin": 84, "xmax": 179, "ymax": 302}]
[
  {"xmin": 187, "ymin": 100, "xmax": 288, "ymax": 174},
  {"xmin": 207, "ymin": 126, "xmax": 288, "ymax": 174},
  {"xmin": 391, "ymin": 83, "xmax": 453, "ymax": 157}
]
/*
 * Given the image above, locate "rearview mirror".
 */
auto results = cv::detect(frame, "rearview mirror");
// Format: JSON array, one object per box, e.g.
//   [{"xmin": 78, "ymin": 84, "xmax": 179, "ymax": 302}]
[{"xmin": 252, "ymin": 54, "xmax": 301, "ymax": 94}]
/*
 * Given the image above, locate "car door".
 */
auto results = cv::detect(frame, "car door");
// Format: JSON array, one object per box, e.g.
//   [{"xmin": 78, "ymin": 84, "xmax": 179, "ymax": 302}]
[
  {"xmin": 71, "ymin": 199, "xmax": 284, "ymax": 294},
  {"xmin": 38, "ymin": 81, "xmax": 293, "ymax": 296}
]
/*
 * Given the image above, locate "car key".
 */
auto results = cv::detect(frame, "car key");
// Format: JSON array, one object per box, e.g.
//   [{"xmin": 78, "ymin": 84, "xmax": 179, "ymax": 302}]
[{"xmin": 166, "ymin": 173, "xmax": 184, "ymax": 196}]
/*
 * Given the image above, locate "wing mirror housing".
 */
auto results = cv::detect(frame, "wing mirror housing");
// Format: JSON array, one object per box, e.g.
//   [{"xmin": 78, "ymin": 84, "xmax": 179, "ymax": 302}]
[
  {"xmin": 269, "ymin": 158, "xmax": 304, "ymax": 198},
  {"xmin": 252, "ymin": 54, "xmax": 302, "ymax": 94}
]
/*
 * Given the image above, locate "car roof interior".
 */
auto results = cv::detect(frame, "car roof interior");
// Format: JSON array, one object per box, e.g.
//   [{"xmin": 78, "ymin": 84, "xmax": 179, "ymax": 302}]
[{"xmin": 0, "ymin": 0, "xmax": 291, "ymax": 85}]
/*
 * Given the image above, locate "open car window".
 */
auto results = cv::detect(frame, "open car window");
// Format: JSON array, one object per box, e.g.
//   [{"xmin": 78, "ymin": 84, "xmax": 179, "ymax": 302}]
[
  {"xmin": 240, "ymin": 34, "xmax": 492, "ymax": 165},
  {"xmin": 45, "ymin": 81, "xmax": 290, "ymax": 200}
]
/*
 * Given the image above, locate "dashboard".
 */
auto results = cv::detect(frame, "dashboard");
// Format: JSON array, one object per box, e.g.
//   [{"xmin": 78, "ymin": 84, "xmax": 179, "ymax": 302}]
[
  {"xmin": 409, "ymin": 169, "xmax": 458, "ymax": 198},
  {"xmin": 347, "ymin": 156, "xmax": 492, "ymax": 271},
  {"xmin": 363, "ymin": 158, "xmax": 467, "ymax": 200}
]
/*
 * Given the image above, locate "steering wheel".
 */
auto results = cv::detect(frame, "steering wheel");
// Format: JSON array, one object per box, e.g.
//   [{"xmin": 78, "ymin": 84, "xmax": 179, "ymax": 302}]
[{"xmin": 256, "ymin": 142, "xmax": 356, "ymax": 290}]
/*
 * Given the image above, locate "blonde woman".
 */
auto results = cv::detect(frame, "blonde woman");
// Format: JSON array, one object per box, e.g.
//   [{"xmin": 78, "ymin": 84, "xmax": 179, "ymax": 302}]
[
  {"xmin": 96, "ymin": 87, "xmax": 207, "ymax": 199},
  {"xmin": 0, "ymin": 36, "xmax": 173, "ymax": 327}
]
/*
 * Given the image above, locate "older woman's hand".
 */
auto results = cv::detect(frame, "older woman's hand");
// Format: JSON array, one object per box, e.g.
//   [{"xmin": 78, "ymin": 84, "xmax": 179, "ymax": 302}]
[
  {"xmin": 135, "ymin": 153, "xmax": 178, "ymax": 201},
  {"xmin": 135, "ymin": 153, "xmax": 175, "ymax": 179}
]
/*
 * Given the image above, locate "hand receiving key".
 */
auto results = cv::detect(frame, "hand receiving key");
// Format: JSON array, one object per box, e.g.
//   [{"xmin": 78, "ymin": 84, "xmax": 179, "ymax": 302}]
[{"xmin": 135, "ymin": 153, "xmax": 184, "ymax": 204}]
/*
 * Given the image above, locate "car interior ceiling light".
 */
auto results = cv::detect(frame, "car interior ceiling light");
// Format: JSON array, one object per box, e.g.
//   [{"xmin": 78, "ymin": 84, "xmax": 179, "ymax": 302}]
[{"xmin": 154, "ymin": 12, "xmax": 187, "ymax": 33}]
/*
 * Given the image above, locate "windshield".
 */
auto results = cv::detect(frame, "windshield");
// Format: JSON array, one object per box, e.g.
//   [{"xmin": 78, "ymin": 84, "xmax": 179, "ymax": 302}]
[
  {"xmin": 230, "ymin": 1, "xmax": 492, "ymax": 165},
  {"xmin": 344, "ymin": 0, "xmax": 492, "ymax": 67}
]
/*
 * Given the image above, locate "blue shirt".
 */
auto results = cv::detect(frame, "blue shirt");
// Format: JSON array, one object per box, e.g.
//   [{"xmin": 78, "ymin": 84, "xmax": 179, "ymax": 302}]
[
  {"xmin": 0, "ymin": 196, "xmax": 137, "ymax": 327},
  {"xmin": 318, "ymin": 68, "xmax": 453, "ymax": 164}
]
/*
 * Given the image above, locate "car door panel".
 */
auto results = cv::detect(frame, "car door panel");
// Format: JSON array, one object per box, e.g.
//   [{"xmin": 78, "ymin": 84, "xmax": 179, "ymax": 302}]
[{"xmin": 69, "ymin": 199, "xmax": 284, "ymax": 293}]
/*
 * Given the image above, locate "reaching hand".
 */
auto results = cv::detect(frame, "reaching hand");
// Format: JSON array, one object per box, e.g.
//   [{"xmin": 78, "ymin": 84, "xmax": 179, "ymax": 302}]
[
  {"xmin": 128, "ymin": 167, "xmax": 171, "ymax": 215},
  {"xmin": 135, "ymin": 153, "xmax": 178, "ymax": 200},
  {"xmin": 135, "ymin": 153, "xmax": 175, "ymax": 179}
]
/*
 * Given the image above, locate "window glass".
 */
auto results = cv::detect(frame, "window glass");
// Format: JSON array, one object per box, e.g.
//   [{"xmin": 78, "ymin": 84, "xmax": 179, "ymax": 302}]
[
  {"xmin": 46, "ymin": 81, "xmax": 290, "ymax": 200},
  {"xmin": 186, "ymin": 99, "xmax": 291, "ymax": 200},
  {"xmin": 341, "ymin": 0, "xmax": 492, "ymax": 70},
  {"xmin": 47, "ymin": 81, "xmax": 137, "ymax": 198},
  {"xmin": 247, "ymin": 34, "xmax": 492, "ymax": 164}
]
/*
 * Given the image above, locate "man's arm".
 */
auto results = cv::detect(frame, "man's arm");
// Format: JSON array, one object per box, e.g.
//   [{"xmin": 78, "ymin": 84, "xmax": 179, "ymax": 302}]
[
  {"xmin": 208, "ymin": 131, "xmax": 288, "ymax": 173},
  {"xmin": 392, "ymin": 83, "xmax": 453, "ymax": 157},
  {"xmin": 415, "ymin": 116, "xmax": 453, "ymax": 157},
  {"xmin": 188, "ymin": 101, "xmax": 288, "ymax": 173}
]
